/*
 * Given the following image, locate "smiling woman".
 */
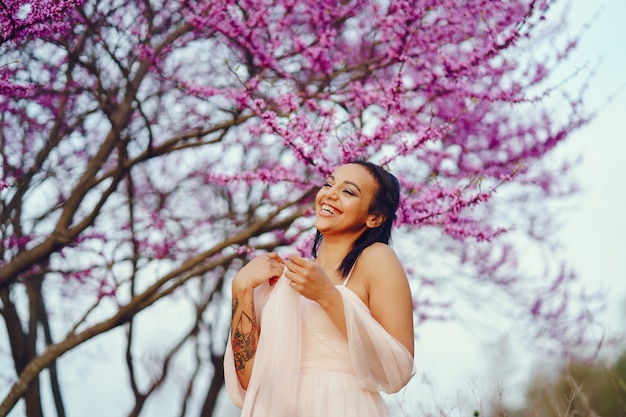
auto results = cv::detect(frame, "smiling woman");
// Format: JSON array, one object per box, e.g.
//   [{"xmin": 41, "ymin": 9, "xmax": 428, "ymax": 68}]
[
  {"xmin": 313, "ymin": 162, "xmax": 402, "ymax": 280},
  {"xmin": 223, "ymin": 161, "xmax": 415, "ymax": 417},
  {"xmin": 314, "ymin": 164, "xmax": 381, "ymax": 242}
]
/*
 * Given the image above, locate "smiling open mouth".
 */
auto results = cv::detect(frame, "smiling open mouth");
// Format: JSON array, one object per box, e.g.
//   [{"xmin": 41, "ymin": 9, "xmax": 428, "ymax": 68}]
[{"xmin": 321, "ymin": 203, "xmax": 341, "ymax": 214}]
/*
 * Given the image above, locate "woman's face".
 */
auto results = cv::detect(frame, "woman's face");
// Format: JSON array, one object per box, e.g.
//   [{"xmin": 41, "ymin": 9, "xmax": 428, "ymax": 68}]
[{"xmin": 314, "ymin": 163, "xmax": 379, "ymax": 237}]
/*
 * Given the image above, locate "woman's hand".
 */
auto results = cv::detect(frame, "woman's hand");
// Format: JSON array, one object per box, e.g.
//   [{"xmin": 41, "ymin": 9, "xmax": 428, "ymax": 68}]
[
  {"xmin": 232, "ymin": 252, "xmax": 285, "ymax": 290},
  {"xmin": 285, "ymin": 254, "xmax": 347, "ymax": 337},
  {"xmin": 284, "ymin": 254, "xmax": 336, "ymax": 302}
]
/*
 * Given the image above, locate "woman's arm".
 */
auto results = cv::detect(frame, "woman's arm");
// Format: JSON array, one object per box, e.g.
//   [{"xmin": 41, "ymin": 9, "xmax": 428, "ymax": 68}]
[
  {"xmin": 229, "ymin": 253, "xmax": 284, "ymax": 389},
  {"xmin": 361, "ymin": 243, "xmax": 414, "ymax": 356},
  {"xmin": 230, "ymin": 283, "xmax": 258, "ymax": 388},
  {"xmin": 284, "ymin": 247, "xmax": 414, "ymax": 355}
]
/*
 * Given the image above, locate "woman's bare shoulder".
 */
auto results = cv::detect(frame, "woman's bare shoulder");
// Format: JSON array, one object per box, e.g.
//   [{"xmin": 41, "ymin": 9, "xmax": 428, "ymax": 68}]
[
  {"xmin": 359, "ymin": 243, "xmax": 402, "ymax": 268},
  {"xmin": 358, "ymin": 243, "xmax": 407, "ymax": 284}
]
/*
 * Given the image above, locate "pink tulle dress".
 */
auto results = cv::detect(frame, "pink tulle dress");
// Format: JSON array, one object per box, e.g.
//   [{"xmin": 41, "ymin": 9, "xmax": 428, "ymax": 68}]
[{"xmin": 224, "ymin": 269, "xmax": 415, "ymax": 417}]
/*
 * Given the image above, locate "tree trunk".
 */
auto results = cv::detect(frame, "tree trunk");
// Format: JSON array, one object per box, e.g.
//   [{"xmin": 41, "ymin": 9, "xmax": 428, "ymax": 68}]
[{"xmin": 200, "ymin": 353, "xmax": 225, "ymax": 417}]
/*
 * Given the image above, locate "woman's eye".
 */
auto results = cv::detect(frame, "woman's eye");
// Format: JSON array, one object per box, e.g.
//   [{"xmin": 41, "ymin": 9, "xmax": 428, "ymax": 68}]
[
  {"xmin": 343, "ymin": 189, "xmax": 355, "ymax": 196},
  {"xmin": 322, "ymin": 182, "xmax": 332, "ymax": 188}
]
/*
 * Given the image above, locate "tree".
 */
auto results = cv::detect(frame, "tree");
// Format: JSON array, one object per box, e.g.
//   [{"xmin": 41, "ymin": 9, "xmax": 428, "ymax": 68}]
[
  {"xmin": 506, "ymin": 350, "xmax": 626, "ymax": 417},
  {"xmin": 0, "ymin": 0, "xmax": 603, "ymax": 415}
]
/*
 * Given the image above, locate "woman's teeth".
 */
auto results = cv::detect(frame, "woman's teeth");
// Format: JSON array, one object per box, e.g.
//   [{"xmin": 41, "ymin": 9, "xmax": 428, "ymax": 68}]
[{"xmin": 322, "ymin": 204, "xmax": 339, "ymax": 214}]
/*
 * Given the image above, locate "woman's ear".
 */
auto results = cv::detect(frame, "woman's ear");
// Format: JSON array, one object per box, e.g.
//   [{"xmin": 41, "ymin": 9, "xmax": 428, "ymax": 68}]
[{"xmin": 366, "ymin": 213, "xmax": 385, "ymax": 228}]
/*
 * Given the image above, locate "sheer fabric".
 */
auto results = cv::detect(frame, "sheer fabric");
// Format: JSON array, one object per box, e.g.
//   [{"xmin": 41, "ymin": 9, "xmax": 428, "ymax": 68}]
[{"xmin": 224, "ymin": 272, "xmax": 415, "ymax": 417}]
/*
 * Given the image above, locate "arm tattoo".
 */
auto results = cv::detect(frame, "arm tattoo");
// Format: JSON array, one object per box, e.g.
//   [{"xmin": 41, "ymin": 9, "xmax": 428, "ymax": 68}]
[
  {"xmin": 232, "ymin": 298, "xmax": 257, "ymax": 375},
  {"xmin": 231, "ymin": 297, "xmax": 238, "ymax": 320}
]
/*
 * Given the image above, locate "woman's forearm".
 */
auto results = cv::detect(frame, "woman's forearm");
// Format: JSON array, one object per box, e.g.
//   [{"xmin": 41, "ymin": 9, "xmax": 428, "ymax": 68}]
[{"xmin": 230, "ymin": 283, "xmax": 258, "ymax": 389}]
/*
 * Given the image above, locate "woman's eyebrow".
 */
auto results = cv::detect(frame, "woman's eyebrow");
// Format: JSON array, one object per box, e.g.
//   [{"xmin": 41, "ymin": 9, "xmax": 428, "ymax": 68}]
[
  {"xmin": 342, "ymin": 180, "xmax": 361, "ymax": 193},
  {"xmin": 326, "ymin": 175, "xmax": 362, "ymax": 193}
]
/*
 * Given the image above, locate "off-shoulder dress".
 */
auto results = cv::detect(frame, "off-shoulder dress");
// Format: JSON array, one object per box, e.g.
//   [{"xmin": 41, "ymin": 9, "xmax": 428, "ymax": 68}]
[{"xmin": 224, "ymin": 267, "xmax": 415, "ymax": 417}]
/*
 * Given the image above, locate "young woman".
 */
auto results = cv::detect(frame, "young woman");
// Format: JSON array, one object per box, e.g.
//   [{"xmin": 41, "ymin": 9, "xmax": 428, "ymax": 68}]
[{"xmin": 224, "ymin": 161, "xmax": 415, "ymax": 417}]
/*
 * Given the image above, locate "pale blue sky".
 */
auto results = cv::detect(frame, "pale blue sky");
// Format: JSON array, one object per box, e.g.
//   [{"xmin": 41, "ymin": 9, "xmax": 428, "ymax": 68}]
[{"xmin": 557, "ymin": 0, "xmax": 626, "ymax": 333}]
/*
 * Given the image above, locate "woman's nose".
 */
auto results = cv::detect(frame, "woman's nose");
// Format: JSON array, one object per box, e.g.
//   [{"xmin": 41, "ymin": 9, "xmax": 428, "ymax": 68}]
[{"xmin": 326, "ymin": 186, "xmax": 339, "ymax": 199}]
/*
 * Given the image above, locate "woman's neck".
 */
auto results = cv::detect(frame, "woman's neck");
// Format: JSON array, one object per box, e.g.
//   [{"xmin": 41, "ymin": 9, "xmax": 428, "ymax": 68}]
[{"xmin": 316, "ymin": 237, "xmax": 353, "ymax": 272}]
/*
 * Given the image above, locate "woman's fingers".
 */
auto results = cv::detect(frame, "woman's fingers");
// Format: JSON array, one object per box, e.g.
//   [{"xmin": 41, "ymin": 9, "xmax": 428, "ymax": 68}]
[
  {"xmin": 286, "ymin": 254, "xmax": 316, "ymax": 275},
  {"xmin": 286, "ymin": 254, "xmax": 311, "ymax": 268},
  {"xmin": 258, "ymin": 253, "xmax": 284, "ymax": 274},
  {"xmin": 266, "ymin": 252, "xmax": 285, "ymax": 264},
  {"xmin": 234, "ymin": 253, "xmax": 286, "ymax": 288},
  {"xmin": 262, "ymin": 253, "xmax": 285, "ymax": 286},
  {"xmin": 284, "ymin": 255, "xmax": 329, "ymax": 288},
  {"xmin": 284, "ymin": 257, "xmax": 305, "ymax": 282}
]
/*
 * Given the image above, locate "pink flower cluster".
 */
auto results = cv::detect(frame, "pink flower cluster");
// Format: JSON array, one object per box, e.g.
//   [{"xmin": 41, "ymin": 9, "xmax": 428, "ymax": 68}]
[
  {"xmin": 173, "ymin": 0, "xmax": 583, "ymax": 243},
  {"xmin": 0, "ymin": 0, "xmax": 82, "ymax": 45}
]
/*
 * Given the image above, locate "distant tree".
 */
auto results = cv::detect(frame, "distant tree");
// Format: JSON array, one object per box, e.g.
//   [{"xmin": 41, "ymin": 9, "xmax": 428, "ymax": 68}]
[
  {"xmin": 0, "ymin": 0, "xmax": 604, "ymax": 415},
  {"xmin": 507, "ymin": 350, "xmax": 626, "ymax": 417}
]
